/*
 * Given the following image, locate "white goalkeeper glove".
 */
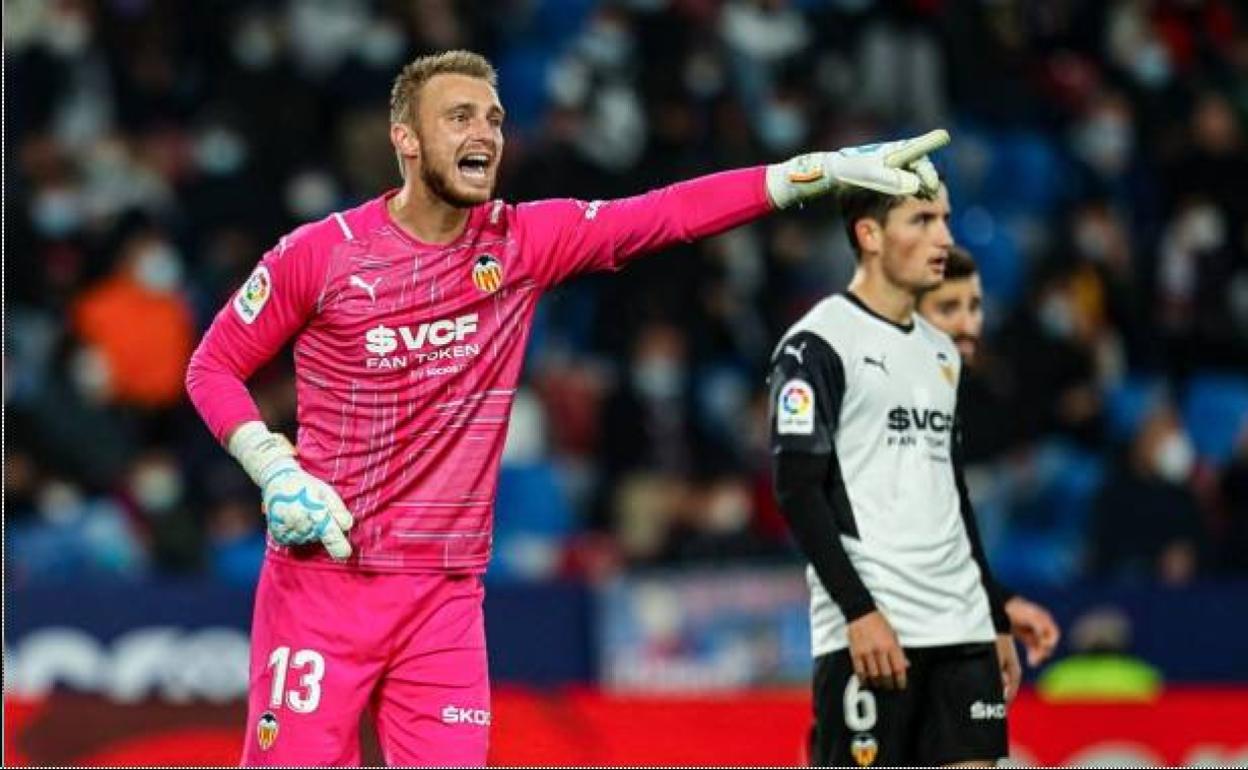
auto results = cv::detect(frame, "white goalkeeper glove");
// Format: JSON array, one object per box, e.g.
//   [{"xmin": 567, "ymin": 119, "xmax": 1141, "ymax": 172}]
[
  {"xmin": 227, "ymin": 421, "xmax": 354, "ymax": 560},
  {"xmin": 766, "ymin": 129, "xmax": 950, "ymax": 209}
]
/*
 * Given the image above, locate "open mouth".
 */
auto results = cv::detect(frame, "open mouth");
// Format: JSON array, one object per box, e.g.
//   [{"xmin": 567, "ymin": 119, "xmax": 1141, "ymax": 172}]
[{"xmin": 457, "ymin": 153, "xmax": 492, "ymax": 180}]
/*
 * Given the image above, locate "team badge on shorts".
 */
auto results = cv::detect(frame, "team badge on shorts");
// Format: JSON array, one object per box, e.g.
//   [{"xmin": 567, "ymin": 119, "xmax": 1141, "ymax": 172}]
[
  {"xmin": 851, "ymin": 732, "xmax": 878, "ymax": 766},
  {"xmin": 256, "ymin": 711, "xmax": 279, "ymax": 751},
  {"xmin": 234, "ymin": 265, "xmax": 272, "ymax": 324},
  {"xmin": 472, "ymin": 254, "xmax": 503, "ymax": 294}
]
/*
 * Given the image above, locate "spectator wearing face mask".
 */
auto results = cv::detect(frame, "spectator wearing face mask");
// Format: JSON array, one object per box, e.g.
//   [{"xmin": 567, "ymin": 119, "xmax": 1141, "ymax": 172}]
[
  {"xmin": 1000, "ymin": 262, "xmax": 1116, "ymax": 448},
  {"xmin": 123, "ymin": 449, "xmax": 201, "ymax": 573},
  {"xmin": 70, "ymin": 225, "xmax": 194, "ymax": 408},
  {"xmin": 1090, "ymin": 401, "xmax": 1211, "ymax": 585},
  {"xmin": 602, "ymin": 321, "xmax": 701, "ymax": 483}
]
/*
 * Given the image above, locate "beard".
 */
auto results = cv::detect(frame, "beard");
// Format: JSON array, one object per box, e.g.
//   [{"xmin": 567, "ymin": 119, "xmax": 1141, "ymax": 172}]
[
  {"xmin": 953, "ymin": 334, "xmax": 979, "ymax": 365},
  {"xmin": 415, "ymin": 128, "xmax": 495, "ymax": 208},
  {"xmin": 420, "ymin": 159, "xmax": 487, "ymax": 208}
]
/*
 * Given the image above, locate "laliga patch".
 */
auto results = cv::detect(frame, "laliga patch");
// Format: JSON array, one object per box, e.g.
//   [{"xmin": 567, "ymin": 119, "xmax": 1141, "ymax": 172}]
[
  {"xmin": 851, "ymin": 732, "xmax": 878, "ymax": 766},
  {"xmin": 471, "ymin": 254, "xmax": 503, "ymax": 294},
  {"xmin": 776, "ymin": 379, "xmax": 815, "ymax": 435},
  {"xmin": 256, "ymin": 711, "xmax": 279, "ymax": 751},
  {"xmin": 234, "ymin": 265, "xmax": 272, "ymax": 324}
]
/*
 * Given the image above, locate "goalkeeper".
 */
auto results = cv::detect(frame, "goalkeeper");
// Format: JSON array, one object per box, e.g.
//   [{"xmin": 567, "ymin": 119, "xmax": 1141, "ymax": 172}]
[{"xmin": 186, "ymin": 49, "xmax": 949, "ymax": 766}]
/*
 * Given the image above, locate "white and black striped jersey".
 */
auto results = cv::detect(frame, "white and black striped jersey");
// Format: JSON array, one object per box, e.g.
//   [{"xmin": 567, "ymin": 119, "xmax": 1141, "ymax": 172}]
[{"xmin": 768, "ymin": 293, "xmax": 1004, "ymax": 655}]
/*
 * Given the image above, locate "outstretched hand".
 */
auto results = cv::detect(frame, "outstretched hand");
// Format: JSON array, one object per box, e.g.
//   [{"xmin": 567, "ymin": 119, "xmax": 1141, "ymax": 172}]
[{"xmin": 766, "ymin": 129, "xmax": 951, "ymax": 208}]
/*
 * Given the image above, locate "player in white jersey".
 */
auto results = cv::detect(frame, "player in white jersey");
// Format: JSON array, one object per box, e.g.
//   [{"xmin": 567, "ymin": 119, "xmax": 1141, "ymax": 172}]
[
  {"xmin": 916, "ymin": 245, "xmax": 1061, "ymax": 670},
  {"xmin": 768, "ymin": 183, "xmax": 1020, "ymax": 766}
]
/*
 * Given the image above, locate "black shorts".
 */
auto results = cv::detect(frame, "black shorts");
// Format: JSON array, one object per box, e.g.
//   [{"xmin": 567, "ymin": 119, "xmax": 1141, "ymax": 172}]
[{"xmin": 810, "ymin": 642, "xmax": 1008, "ymax": 767}]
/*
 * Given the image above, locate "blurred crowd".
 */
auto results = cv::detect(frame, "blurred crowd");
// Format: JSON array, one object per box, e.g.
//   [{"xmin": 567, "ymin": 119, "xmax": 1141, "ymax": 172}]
[{"xmin": 6, "ymin": 0, "xmax": 1247, "ymax": 590}]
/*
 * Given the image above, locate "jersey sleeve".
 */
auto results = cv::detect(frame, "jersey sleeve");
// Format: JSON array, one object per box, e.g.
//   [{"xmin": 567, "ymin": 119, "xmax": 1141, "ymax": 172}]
[
  {"xmin": 185, "ymin": 235, "xmax": 323, "ymax": 444},
  {"xmin": 768, "ymin": 332, "xmax": 876, "ymax": 621},
  {"xmin": 517, "ymin": 166, "xmax": 772, "ymax": 288},
  {"xmin": 768, "ymin": 331, "xmax": 843, "ymax": 455}
]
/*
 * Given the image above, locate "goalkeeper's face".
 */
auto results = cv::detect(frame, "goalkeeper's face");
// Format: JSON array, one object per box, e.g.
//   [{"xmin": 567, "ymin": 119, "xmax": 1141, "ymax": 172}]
[
  {"xmin": 918, "ymin": 274, "xmax": 984, "ymax": 365},
  {"xmin": 406, "ymin": 73, "xmax": 505, "ymax": 207},
  {"xmin": 877, "ymin": 188, "xmax": 953, "ymax": 295}
]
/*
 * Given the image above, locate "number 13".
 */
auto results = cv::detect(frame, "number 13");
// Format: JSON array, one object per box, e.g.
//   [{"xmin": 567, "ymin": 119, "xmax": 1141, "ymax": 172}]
[{"xmin": 267, "ymin": 646, "xmax": 325, "ymax": 713}]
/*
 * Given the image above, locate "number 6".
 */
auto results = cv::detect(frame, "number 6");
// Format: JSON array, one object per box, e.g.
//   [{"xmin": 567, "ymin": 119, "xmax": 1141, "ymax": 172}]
[{"xmin": 843, "ymin": 674, "xmax": 878, "ymax": 732}]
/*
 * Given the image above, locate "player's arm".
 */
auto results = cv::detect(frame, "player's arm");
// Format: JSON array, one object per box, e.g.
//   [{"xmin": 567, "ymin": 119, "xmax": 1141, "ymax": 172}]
[
  {"xmin": 769, "ymin": 332, "xmax": 909, "ymax": 691},
  {"xmin": 522, "ymin": 131, "xmax": 949, "ymax": 286},
  {"xmin": 185, "ymin": 237, "xmax": 352, "ymax": 560},
  {"xmin": 951, "ymin": 414, "xmax": 1020, "ymax": 699}
]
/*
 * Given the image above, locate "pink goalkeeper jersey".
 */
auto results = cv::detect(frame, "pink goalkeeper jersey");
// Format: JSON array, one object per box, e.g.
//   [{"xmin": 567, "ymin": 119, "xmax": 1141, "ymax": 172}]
[{"xmin": 186, "ymin": 167, "xmax": 771, "ymax": 572}]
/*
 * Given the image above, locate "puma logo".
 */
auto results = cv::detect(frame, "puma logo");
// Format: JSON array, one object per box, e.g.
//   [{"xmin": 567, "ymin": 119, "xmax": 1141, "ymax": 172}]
[
  {"xmin": 784, "ymin": 342, "xmax": 807, "ymax": 365},
  {"xmin": 863, "ymin": 355, "xmax": 888, "ymax": 375},
  {"xmin": 350, "ymin": 274, "xmax": 381, "ymax": 303}
]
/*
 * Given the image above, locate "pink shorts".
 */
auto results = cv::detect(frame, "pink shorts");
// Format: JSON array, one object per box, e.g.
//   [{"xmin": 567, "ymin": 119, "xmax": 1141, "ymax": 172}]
[{"xmin": 240, "ymin": 558, "xmax": 489, "ymax": 766}]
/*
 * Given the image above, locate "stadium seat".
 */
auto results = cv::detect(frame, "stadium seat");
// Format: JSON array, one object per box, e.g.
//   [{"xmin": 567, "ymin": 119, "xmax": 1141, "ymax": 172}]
[
  {"xmin": 491, "ymin": 463, "xmax": 575, "ymax": 582},
  {"xmin": 1182, "ymin": 373, "xmax": 1248, "ymax": 465},
  {"xmin": 1104, "ymin": 376, "xmax": 1167, "ymax": 444},
  {"xmin": 990, "ymin": 441, "xmax": 1104, "ymax": 586}
]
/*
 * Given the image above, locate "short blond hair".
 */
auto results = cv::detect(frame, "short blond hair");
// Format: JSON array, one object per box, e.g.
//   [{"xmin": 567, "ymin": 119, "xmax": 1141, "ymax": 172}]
[{"xmin": 389, "ymin": 50, "xmax": 498, "ymax": 126}]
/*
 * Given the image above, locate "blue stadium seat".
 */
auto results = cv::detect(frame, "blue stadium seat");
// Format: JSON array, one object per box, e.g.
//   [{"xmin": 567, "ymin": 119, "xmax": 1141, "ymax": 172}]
[
  {"xmin": 490, "ymin": 462, "xmax": 574, "ymax": 582},
  {"xmin": 209, "ymin": 533, "xmax": 266, "ymax": 587},
  {"xmin": 945, "ymin": 127, "xmax": 1069, "ymax": 306},
  {"xmin": 986, "ymin": 132, "xmax": 1068, "ymax": 212},
  {"xmin": 952, "ymin": 205, "xmax": 1023, "ymax": 304},
  {"xmin": 496, "ymin": 46, "xmax": 556, "ymax": 132},
  {"xmin": 990, "ymin": 527, "xmax": 1084, "ymax": 587},
  {"xmin": 1182, "ymin": 373, "xmax": 1248, "ymax": 465},
  {"xmin": 1104, "ymin": 376, "xmax": 1167, "ymax": 444},
  {"xmin": 990, "ymin": 440, "xmax": 1104, "ymax": 586}
]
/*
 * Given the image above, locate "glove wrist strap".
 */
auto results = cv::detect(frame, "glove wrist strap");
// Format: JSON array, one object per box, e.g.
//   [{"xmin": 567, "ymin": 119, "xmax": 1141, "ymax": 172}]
[
  {"xmin": 765, "ymin": 153, "xmax": 831, "ymax": 209},
  {"xmin": 226, "ymin": 421, "xmax": 299, "ymax": 488}
]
